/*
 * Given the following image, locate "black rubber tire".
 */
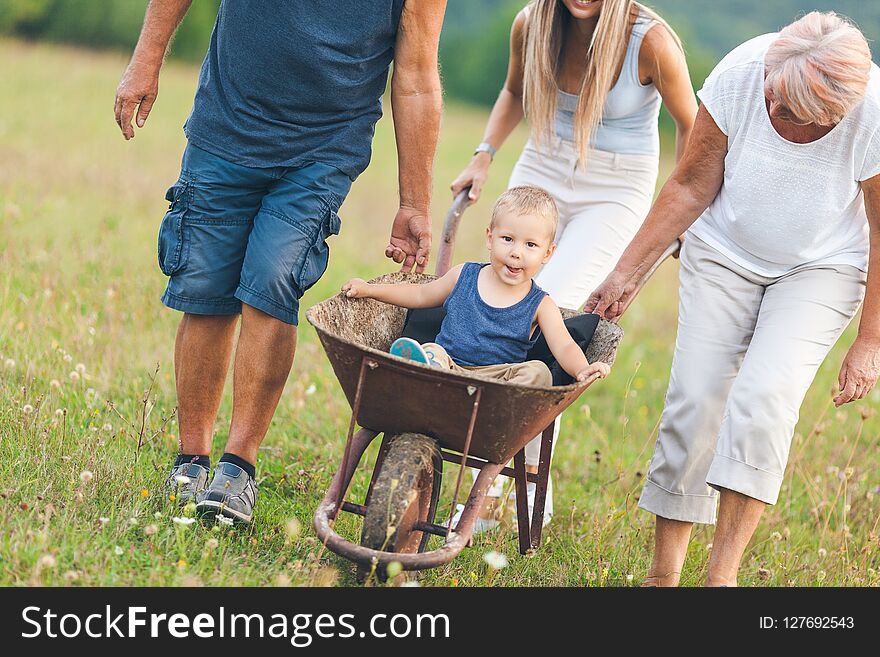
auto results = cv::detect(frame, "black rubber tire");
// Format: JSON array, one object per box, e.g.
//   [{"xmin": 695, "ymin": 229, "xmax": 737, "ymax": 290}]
[{"xmin": 358, "ymin": 433, "xmax": 442, "ymax": 582}]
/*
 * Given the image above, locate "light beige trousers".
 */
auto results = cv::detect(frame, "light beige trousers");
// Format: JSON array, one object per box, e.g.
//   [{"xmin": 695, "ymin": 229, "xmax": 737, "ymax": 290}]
[
  {"xmin": 422, "ymin": 343, "xmax": 552, "ymax": 387},
  {"xmin": 639, "ymin": 235, "xmax": 866, "ymax": 524}
]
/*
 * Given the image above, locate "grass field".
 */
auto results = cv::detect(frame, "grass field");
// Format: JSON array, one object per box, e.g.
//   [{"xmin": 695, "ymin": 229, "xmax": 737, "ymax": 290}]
[{"xmin": 1, "ymin": 39, "xmax": 878, "ymax": 587}]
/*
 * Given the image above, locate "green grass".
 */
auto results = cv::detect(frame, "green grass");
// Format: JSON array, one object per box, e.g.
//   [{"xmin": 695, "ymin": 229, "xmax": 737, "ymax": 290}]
[{"xmin": 1, "ymin": 38, "xmax": 878, "ymax": 587}]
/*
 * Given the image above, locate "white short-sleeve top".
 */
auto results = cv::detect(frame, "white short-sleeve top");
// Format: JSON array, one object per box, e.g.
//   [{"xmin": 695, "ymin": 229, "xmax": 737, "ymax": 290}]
[{"xmin": 689, "ymin": 33, "xmax": 880, "ymax": 276}]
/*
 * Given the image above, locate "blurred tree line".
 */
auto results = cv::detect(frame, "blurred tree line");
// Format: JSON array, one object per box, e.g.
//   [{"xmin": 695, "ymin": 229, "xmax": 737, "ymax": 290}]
[{"xmin": 1, "ymin": 0, "xmax": 875, "ymax": 129}]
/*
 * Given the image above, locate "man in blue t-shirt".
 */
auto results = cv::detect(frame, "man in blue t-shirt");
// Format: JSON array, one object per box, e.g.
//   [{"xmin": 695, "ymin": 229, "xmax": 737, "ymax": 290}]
[{"xmin": 114, "ymin": 0, "xmax": 446, "ymax": 524}]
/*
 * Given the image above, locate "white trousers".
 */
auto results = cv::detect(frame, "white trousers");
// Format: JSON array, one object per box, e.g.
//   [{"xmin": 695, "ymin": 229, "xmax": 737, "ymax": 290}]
[
  {"xmin": 639, "ymin": 235, "xmax": 866, "ymax": 524},
  {"xmin": 490, "ymin": 139, "xmax": 659, "ymax": 515}
]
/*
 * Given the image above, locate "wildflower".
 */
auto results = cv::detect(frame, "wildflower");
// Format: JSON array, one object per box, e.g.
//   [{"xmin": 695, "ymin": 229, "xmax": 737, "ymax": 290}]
[
  {"xmin": 128, "ymin": 517, "xmax": 138, "ymax": 526},
  {"xmin": 626, "ymin": 574, "xmax": 634, "ymax": 584},
  {"xmin": 99, "ymin": 517, "xmax": 110, "ymax": 524},
  {"xmin": 168, "ymin": 494, "xmax": 176, "ymax": 502},
  {"xmin": 38, "ymin": 554, "xmax": 57, "ymax": 570},
  {"xmin": 757, "ymin": 567, "xmax": 771, "ymax": 581},
  {"xmin": 88, "ymin": 327, "xmax": 96, "ymax": 336},
  {"xmin": 177, "ymin": 559, "xmax": 187, "ymax": 569},
  {"xmin": 22, "ymin": 404, "xmax": 33, "ymax": 414},
  {"xmin": 50, "ymin": 379, "xmax": 61, "ymax": 389},
  {"xmin": 75, "ymin": 363, "xmax": 86, "ymax": 374},
  {"xmin": 400, "ymin": 581, "xmax": 421, "ymax": 587},
  {"xmin": 63, "ymin": 354, "xmax": 72, "ymax": 363},
  {"xmin": 771, "ymin": 531, "xmax": 782, "ymax": 542},
  {"xmin": 482, "ymin": 551, "xmax": 508, "ymax": 570},
  {"xmin": 217, "ymin": 516, "xmax": 234, "ymax": 526},
  {"xmin": 172, "ymin": 516, "xmax": 196, "ymax": 526},
  {"xmin": 4, "ymin": 358, "xmax": 15, "ymax": 369},
  {"xmin": 816, "ymin": 570, "xmax": 826, "ymax": 582},
  {"xmin": 153, "ymin": 511, "xmax": 163, "ymax": 519},
  {"xmin": 144, "ymin": 525, "xmax": 158, "ymax": 536},
  {"xmin": 275, "ymin": 573, "xmax": 292, "ymax": 587},
  {"xmin": 114, "ymin": 546, "xmax": 123, "ymax": 556},
  {"xmin": 69, "ymin": 371, "xmax": 80, "ymax": 382},
  {"xmin": 305, "ymin": 383, "xmax": 317, "ymax": 396},
  {"xmin": 174, "ymin": 475, "xmax": 191, "ymax": 486},
  {"xmin": 63, "ymin": 570, "xmax": 80, "ymax": 583},
  {"xmin": 140, "ymin": 489, "xmax": 149, "ymax": 499},
  {"xmin": 205, "ymin": 538, "xmax": 219, "ymax": 550},
  {"xmin": 79, "ymin": 470, "xmax": 94, "ymax": 484},
  {"xmin": 55, "ymin": 408, "xmax": 64, "ymax": 418},
  {"xmin": 844, "ymin": 467, "xmax": 855, "ymax": 479},
  {"xmin": 183, "ymin": 502, "xmax": 197, "ymax": 516},
  {"xmin": 102, "ymin": 423, "xmax": 112, "ymax": 432},
  {"xmin": 284, "ymin": 518, "xmax": 302, "ymax": 540}
]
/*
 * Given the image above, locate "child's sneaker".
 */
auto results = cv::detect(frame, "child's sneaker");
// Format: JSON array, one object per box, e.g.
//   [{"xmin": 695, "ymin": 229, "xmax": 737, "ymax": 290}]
[
  {"xmin": 390, "ymin": 337, "xmax": 430, "ymax": 365},
  {"xmin": 448, "ymin": 503, "xmax": 500, "ymax": 535}
]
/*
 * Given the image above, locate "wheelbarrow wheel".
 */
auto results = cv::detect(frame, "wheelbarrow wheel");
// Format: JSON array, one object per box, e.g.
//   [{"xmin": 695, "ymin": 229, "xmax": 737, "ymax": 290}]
[{"xmin": 358, "ymin": 433, "xmax": 442, "ymax": 582}]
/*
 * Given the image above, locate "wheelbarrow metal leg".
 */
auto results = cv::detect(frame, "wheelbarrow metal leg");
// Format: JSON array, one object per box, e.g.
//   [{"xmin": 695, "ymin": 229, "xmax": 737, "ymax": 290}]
[
  {"xmin": 445, "ymin": 384, "xmax": 483, "ymax": 534},
  {"xmin": 513, "ymin": 447, "xmax": 531, "ymax": 555},
  {"xmin": 529, "ymin": 422, "xmax": 555, "ymax": 550},
  {"xmin": 335, "ymin": 356, "xmax": 372, "ymax": 518}
]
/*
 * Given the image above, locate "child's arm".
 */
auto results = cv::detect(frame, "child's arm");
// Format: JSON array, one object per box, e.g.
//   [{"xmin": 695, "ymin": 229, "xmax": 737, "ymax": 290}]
[
  {"xmin": 535, "ymin": 297, "xmax": 611, "ymax": 382},
  {"xmin": 342, "ymin": 264, "xmax": 464, "ymax": 309}
]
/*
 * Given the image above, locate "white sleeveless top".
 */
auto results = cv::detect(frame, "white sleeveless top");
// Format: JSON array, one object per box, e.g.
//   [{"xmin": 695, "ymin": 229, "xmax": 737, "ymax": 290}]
[
  {"xmin": 689, "ymin": 34, "xmax": 880, "ymax": 276},
  {"xmin": 555, "ymin": 11, "xmax": 662, "ymax": 156}
]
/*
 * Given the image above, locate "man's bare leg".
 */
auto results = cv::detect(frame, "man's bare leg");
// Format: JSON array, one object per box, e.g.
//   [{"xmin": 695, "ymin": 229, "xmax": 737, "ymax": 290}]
[
  {"xmin": 705, "ymin": 488, "xmax": 765, "ymax": 587},
  {"xmin": 224, "ymin": 303, "xmax": 297, "ymax": 465},
  {"xmin": 175, "ymin": 313, "xmax": 240, "ymax": 456},
  {"xmin": 643, "ymin": 516, "xmax": 693, "ymax": 586}
]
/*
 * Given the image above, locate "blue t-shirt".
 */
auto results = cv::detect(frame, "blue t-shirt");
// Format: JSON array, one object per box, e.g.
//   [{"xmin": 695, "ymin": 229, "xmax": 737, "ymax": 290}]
[
  {"xmin": 184, "ymin": 0, "xmax": 404, "ymax": 179},
  {"xmin": 435, "ymin": 262, "xmax": 548, "ymax": 367}
]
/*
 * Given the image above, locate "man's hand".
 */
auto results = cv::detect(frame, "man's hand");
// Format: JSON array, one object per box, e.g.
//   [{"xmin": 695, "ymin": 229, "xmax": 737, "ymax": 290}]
[
  {"xmin": 386, "ymin": 206, "xmax": 432, "ymax": 274},
  {"xmin": 341, "ymin": 278, "xmax": 371, "ymax": 299},
  {"xmin": 114, "ymin": 61, "xmax": 160, "ymax": 140},
  {"xmin": 576, "ymin": 361, "xmax": 611, "ymax": 383},
  {"xmin": 834, "ymin": 336, "xmax": 880, "ymax": 406},
  {"xmin": 584, "ymin": 271, "xmax": 631, "ymax": 321}
]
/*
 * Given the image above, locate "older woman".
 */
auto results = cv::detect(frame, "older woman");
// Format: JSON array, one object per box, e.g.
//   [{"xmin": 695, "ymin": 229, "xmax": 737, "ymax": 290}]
[{"xmin": 587, "ymin": 11, "xmax": 880, "ymax": 586}]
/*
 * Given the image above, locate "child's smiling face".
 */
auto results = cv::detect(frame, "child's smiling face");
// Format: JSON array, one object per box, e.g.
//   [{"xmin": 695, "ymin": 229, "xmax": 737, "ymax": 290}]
[{"xmin": 485, "ymin": 210, "xmax": 556, "ymax": 286}]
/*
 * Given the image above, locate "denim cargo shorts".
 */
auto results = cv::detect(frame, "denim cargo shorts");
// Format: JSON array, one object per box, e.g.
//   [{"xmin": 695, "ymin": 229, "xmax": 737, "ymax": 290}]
[{"xmin": 157, "ymin": 143, "xmax": 353, "ymax": 324}]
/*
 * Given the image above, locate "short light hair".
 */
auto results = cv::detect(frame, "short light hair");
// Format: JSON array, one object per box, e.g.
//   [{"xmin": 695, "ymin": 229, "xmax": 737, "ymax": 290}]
[
  {"xmin": 764, "ymin": 11, "xmax": 872, "ymax": 126},
  {"xmin": 490, "ymin": 186, "xmax": 558, "ymax": 240}
]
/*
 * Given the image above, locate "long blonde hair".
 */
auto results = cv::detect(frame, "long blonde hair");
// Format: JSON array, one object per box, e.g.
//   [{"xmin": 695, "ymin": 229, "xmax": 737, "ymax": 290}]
[{"xmin": 522, "ymin": 0, "xmax": 682, "ymax": 163}]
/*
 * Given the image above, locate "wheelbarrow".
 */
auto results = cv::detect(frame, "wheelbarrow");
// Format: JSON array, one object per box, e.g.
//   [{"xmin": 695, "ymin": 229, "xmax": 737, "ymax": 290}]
[{"xmin": 308, "ymin": 189, "xmax": 680, "ymax": 579}]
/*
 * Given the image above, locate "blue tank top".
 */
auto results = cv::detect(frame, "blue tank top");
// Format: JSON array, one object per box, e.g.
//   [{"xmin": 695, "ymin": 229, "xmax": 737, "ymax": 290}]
[
  {"xmin": 555, "ymin": 11, "xmax": 661, "ymax": 156},
  {"xmin": 184, "ymin": 0, "xmax": 404, "ymax": 179},
  {"xmin": 435, "ymin": 263, "xmax": 548, "ymax": 367}
]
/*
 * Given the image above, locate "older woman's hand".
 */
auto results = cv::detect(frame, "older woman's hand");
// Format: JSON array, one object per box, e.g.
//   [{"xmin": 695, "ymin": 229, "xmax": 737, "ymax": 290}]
[
  {"xmin": 584, "ymin": 271, "xmax": 632, "ymax": 321},
  {"xmin": 834, "ymin": 336, "xmax": 880, "ymax": 406}
]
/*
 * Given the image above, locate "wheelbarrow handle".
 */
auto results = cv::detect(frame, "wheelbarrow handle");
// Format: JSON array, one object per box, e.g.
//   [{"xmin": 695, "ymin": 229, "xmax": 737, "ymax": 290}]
[
  {"xmin": 612, "ymin": 238, "xmax": 682, "ymax": 321},
  {"xmin": 434, "ymin": 186, "xmax": 472, "ymax": 277}
]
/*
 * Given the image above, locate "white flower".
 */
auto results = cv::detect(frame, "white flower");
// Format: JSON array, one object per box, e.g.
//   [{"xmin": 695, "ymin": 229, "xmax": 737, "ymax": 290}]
[
  {"xmin": 63, "ymin": 354, "xmax": 72, "ymax": 363},
  {"xmin": 50, "ymin": 379, "xmax": 61, "ymax": 389},
  {"xmin": 102, "ymin": 423, "xmax": 113, "ymax": 432},
  {"xmin": 482, "ymin": 551, "xmax": 508, "ymax": 570},
  {"xmin": 153, "ymin": 511, "xmax": 163, "ymax": 519},
  {"xmin": 79, "ymin": 470, "xmax": 94, "ymax": 484},
  {"xmin": 626, "ymin": 574, "xmax": 634, "ymax": 584},
  {"xmin": 69, "ymin": 371, "xmax": 80, "ymax": 382},
  {"xmin": 22, "ymin": 404, "xmax": 33, "ymax": 414},
  {"xmin": 75, "ymin": 363, "xmax": 86, "ymax": 374},
  {"xmin": 55, "ymin": 408, "xmax": 64, "ymax": 418},
  {"xmin": 128, "ymin": 517, "xmax": 138, "ymax": 526},
  {"xmin": 400, "ymin": 580, "xmax": 421, "ymax": 587},
  {"xmin": 172, "ymin": 516, "xmax": 196, "ymax": 526},
  {"xmin": 205, "ymin": 538, "xmax": 219, "ymax": 550},
  {"xmin": 99, "ymin": 517, "xmax": 110, "ymax": 524},
  {"xmin": 114, "ymin": 546, "xmax": 123, "ymax": 556},
  {"xmin": 38, "ymin": 554, "xmax": 57, "ymax": 569},
  {"xmin": 3, "ymin": 358, "xmax": 14, "ymax": 369},
  {"xmin": 771, "ymin": 531, "xmax": 782, "ymax": 542},
  {"xmin": 216, "ymin": 516, "xmax": 234, "ymax": 526},
  {"xmin": 305, "ymin": 384, "xmax": 317, "ymax": 396},
  {"xmin": 88, "ymin": 327, "xmax": 96, "ymax": 336},
  {"xmin": 174, "ymin": 475, "xmax": 191, "ymax": 485}
]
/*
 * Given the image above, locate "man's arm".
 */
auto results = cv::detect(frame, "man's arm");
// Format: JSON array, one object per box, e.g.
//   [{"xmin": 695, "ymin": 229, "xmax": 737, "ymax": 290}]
[
  {"xmin": 386, "ymin": 0, "xmax": 446, "ymax": 273},
  {"xmin": 114, "ymin": 0, "xmax": 193, "ymax": 140}
]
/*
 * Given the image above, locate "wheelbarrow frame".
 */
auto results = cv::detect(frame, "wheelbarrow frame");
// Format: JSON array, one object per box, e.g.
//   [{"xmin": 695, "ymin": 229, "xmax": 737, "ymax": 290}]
[{"xmin": 310, "ymin": 188, "xmax": 680, "ymax": 574}]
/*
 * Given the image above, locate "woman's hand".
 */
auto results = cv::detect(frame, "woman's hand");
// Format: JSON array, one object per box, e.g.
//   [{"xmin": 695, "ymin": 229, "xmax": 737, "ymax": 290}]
[
  {"xmin": 584, "ymin": 271, "xmax": 633, "ymax": 321},
  {"xmin": 834, "ymin": 336, "xmax": 880, "ymax": 406},
  {"xmin": 450, "ymin": 152, "xmax": 492, "ymax": 205},
  {"xmin": 342, "ymin": 278, "xmax": 370, "ymax": 299}
]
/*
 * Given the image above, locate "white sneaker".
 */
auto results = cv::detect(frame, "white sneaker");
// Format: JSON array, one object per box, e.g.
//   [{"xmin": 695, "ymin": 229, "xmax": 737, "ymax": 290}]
[
  {"xmin": 507, "ymin": 478, "xmax": 553, "ymax": 528},
  {"xmin": 448, "ymin": 503, "xmax": 500, "ymax": 535}
]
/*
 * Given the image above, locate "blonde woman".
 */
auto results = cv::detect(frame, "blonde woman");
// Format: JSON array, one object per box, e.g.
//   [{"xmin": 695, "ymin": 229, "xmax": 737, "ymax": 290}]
[
  {"xmin": 450, "ymin": 0, "xmax": 697, "ymax": 528},
  {"xmin": 589, "ymin": 12, "xmax": 880, "ymax": 585}
]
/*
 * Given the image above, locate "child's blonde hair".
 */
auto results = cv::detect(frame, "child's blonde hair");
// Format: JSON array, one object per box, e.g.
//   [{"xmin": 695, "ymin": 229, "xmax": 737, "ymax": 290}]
[{"xmin": 491, "ymin": 186, "xmax": 559, "ymax": 240}]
